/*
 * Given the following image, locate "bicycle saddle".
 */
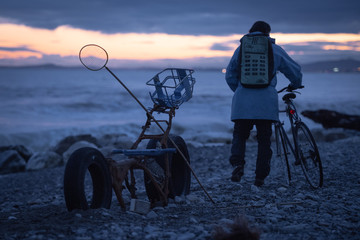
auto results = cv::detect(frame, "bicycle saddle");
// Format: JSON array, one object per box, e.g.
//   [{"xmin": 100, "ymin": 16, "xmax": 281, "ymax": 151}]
[{"xmin": 282, "ymin": 93, "xmax": 296, "ymax": 101}]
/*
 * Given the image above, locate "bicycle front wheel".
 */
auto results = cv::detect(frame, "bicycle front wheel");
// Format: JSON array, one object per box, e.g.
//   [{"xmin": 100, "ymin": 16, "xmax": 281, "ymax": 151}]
[{"xmin": 295, "ymin": 122, "xmax": 323, "ymax": 188}]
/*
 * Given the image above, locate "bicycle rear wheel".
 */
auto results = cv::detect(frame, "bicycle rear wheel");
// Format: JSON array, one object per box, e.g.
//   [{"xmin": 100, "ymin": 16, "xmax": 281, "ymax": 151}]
[
  {"xmin": 274, "ymin": 124, "xmax": 291, "ymax": 185},
  {"xmin": 295, "ymin": 122, "xmax": 323, "ymax": 188}
]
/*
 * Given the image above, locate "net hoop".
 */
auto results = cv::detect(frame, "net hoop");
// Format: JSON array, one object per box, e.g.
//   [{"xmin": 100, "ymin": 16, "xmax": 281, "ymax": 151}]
[{"xmin": 79, "ymin": 44, "xmax": 109, "ymax": 71}]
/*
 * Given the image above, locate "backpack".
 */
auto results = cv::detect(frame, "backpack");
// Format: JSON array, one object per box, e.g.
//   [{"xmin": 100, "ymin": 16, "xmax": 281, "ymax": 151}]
[{"xmin": 238, "ymin": 34, "xmax": 274, "ymax": 88}]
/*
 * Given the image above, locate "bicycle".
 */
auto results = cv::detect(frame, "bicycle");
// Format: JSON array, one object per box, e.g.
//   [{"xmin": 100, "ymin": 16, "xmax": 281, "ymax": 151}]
[{"xmin": 273, "ymin": 86, "xmax": 323, "ymax": 189}]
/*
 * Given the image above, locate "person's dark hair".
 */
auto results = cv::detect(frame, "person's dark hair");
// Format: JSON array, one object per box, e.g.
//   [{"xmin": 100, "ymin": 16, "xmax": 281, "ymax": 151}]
[{"xmin": 249, "ymin": 21, "xmax": 271, "ymax": 35}]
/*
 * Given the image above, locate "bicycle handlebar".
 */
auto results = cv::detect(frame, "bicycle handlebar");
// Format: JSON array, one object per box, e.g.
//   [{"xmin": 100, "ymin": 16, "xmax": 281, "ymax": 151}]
[{"xmin": 278, "ymin": 85, "xmax": 304, "ymax": 93}]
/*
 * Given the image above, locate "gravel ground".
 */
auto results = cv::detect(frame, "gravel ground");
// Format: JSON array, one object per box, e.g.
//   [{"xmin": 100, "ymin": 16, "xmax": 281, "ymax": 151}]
[{"xmin": 1, "ymin": 133, "xmax": 360, "ymax": 240}]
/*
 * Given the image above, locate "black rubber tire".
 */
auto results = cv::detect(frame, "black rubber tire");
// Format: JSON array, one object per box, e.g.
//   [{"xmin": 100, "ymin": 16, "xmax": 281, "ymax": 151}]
[
  {"xmin": 64, "ymin": 147, "xmax": 112, "ymax": 211},
  {"xmin": 144, "ymin": 135, "xmax": 191, "ymax": 202}
]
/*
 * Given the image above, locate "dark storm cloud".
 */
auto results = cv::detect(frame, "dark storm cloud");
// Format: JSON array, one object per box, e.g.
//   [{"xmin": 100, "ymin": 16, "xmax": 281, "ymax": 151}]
[{"xmin": 0, "ymin": 0, "xmax": 359, "ymax": 35}]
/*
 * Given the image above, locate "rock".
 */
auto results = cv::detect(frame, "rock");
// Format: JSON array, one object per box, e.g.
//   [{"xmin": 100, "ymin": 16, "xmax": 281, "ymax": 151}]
[
  {"xmin": 268, "ymin": 192, "xmax": 277, "ymax": 198},
  {"xmin": 53, "ymin": 134, "xmax": 99, "ymax": 155},
  {"xmin": 130, "ymin": 226, "xmax": 142, "ymax": 237},
  {"xmin": 302, "ymin": 109, "xmax": 360, "ymax": 131},
  {"xmin": 0, "ymin": 145, "xmax": 33, "ymax": 174},
  {"xmin": 176, "ymin": 232, "xmax": 196, "ymax": 240},
  {"xmin": 213, "ymin": 216, "xmax": 260, "ymax": 240},
  {"xmin": 130, "ymin": 199, "xmax": 150, "ymax": 214},
  {"xmin": 250, "ymin": 185, "xmax": 261, "ymax": 193},
  {"xmin": 101, "ymin": 210, "xmax": 111, "ymax": 217},
  {"xmin": 185, "ymin": 194, "xmax": 201, "ymax": 204},
  {"xmin": 267, "ymin": 216, "xmax": 279, "ymax": 224},
  {"xmin": 109, "ymin": 223, "xmax": 124, "ymax": 235},
  {"xmin": 282, "ymin": 224, "xmax": 309, "ymax": 233},
  {"xmin": 167, "ymin": 203, "xmax": 177, "ymax": 208},
  {"xmin": 218, "ymin": 218, "xmax": 233, "ymax": 225},
  {"xmin": 277, "ymin": 187, "xmax": 287, "ymax": 192},
  {"xmin": 144, "ymin": 225, "xmax": 159, "ymax": 233},
  {"xmin": 99, "ymin": 146, "xmax": 114, "ymax": 158},
  {"xmin": 26, "ymin": 151, "xmax": 63, "ymax": 171},
  {"xmin": 174, "ymin": 196, "xmax": 186, "ymax": 203},
  {"xmin": 310, "ymin": 129, "xmax": 352, "ymax": 142},
  {"xmin": 92, "ymin": 230, "xmax": 110, "ymax": 239},
  {"xmin": 146, "ymin": 211, "xmax": 158, "ymax": 219},
  {"xmin": 164, "ymin": 231, "xmax": 177, "ymax": 239},
  {"xmin": 0, "ymin": 150, "xmax": 26, "ymax": 174},
  {"xmin": 0, "ymin": 145, "xmax": 32, "ymax": 162},
  {"xmin": 62, "ymin": 141, "xmax": 98, "ymax": 164},
  {"xmin": 324, "ymin": 132, "xmax": 348, "ymax": 142},
  {"xmin": 97, "ymin": 134, "xmax": 132, "ymax": 149},
  {"xmin": 190, "ymin": 217, "xmax": 198, "ymax": 224}
]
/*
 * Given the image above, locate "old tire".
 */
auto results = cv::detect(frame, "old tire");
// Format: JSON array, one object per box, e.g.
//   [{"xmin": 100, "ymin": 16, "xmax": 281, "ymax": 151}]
[
  {"xmin": 64, "ymin": 147, "xmax": 112, "ymax": 211},
  {"xmin": 144, "ymin": 135, "xmax": 191, "ymax": 202}
]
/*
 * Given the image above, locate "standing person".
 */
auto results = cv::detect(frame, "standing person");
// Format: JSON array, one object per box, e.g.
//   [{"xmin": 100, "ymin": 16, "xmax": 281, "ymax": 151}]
[{"xmin": 225, "ymin": 21, "xmax": 302, "ymax": 186}]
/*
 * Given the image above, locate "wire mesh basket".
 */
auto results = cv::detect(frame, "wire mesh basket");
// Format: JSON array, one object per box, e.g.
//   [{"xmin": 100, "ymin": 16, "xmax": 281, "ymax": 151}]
[{"xmin": 146, "ymin": 68, "xmax": 195, "ymax": 108}]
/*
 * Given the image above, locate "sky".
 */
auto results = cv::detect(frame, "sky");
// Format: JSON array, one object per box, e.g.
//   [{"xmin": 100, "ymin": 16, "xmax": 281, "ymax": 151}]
[{"xmin": 0, "ymin": 0, "xmax": 359, "ymax": 69}]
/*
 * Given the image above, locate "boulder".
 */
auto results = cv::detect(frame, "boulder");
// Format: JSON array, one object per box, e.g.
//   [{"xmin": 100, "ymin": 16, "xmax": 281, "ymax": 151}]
[
  {"xmin": 97, "ymin": 134, "xmax": 132, "ymax": 149},
  {"xmin": 26, "ymin": 151, "xmax": 63, "ymax": 171},
  {"xmin": 63, "ymin": 141, "xmax": 98, "ymax": 164},
  {"xmin": 302, "ymin": 109, "xmax": 360, "ymax": 131},
  {"xmin": 53, "ymin": 134, "xmax": 99, "ymax": 155},
  {"xmin": 0, "ymin": 145, "xmax": 32, "ymax": 162},
  {"xmin": 0, "ymin": 150, "xmax": 26, "ymax": 174},
  {"xmin": 99, "ymin": 146, "xmax": 115, "ymax": 158}
]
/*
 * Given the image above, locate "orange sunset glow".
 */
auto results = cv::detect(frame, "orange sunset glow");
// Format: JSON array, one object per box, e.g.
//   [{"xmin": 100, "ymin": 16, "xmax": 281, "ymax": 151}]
[{"xmin": 0, "ymin": 23, "xmax": 359, "ymax": 65}]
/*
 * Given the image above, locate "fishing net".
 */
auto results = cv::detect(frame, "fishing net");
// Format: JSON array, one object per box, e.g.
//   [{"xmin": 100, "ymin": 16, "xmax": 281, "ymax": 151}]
[{"xmin": 79, "ymin": 44, "xmax": 108, "ymax": 71}]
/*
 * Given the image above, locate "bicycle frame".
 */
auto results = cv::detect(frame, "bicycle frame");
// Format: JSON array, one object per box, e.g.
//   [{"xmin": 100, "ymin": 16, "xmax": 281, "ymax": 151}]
[
  {"xmin": 109, "ymin": 105, "xmax": 176, "ymax": 208},
  {"xmin": 273, "ymin": 92, "xmax": 302, "ymax": 186},
  {"xmin": 276, "ymin": 97, "xmax": 301, "ymax": 158},
  {"xmin": 275, "ymin": 121, "xmax": 294, "ymax": 159}
]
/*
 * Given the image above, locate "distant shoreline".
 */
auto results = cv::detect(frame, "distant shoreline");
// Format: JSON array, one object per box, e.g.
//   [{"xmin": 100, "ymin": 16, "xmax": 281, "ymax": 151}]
[{"xmin": 0, "ymin": 58, "xmax": 360, "ymax": 73}]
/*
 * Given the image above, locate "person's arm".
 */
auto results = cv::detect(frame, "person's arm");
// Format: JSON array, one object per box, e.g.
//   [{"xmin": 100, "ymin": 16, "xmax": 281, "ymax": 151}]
[
  {"xmin": 275, "ymin": 45, "xmax": 303, "ymax": 88},
  {"xmin": 225, "ymin": 47, "xmax": 240, "ymax": 92}
]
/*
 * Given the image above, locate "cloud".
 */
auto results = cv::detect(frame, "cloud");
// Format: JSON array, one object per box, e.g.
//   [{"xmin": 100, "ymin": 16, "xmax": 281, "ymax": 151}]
[
  {"xmin": 0, "ymin": 24, "xmax": 240, "ymax": 61},
  {"xmin": 210, "ymin": 43, "xmax": 235, "ymax": 51},
  {"xmin": 0, "ymin": 23, "xmax": 359, "ymax": 67},
  {"xmin": 0, "ymin": 46, "xmax": 39, "ymax": 52},
  {"xmin": 0, "ymin": 0, "xmax": 359, "ymax": 35},
  {"xmin": 280, "ymin": 41, "xmax": 360, "ymax": 63}
]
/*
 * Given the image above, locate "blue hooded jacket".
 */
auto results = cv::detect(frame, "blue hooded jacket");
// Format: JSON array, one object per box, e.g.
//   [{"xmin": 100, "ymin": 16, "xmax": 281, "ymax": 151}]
[{"xmin": 225, "ymin": 32, "xmax": 302, "ymax": 121}]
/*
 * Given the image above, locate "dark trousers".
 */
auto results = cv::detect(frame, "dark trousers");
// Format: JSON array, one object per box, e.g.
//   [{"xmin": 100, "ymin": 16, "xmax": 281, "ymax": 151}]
[{"xmin": 229, "ymin": 119, "xmax": 273, "ymax": 180}]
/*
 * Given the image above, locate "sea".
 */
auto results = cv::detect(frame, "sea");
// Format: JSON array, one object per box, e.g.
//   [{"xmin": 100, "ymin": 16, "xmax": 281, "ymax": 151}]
[{"xmin": 0, "ymin": 67, "xmax": 359, "ymax": 151}]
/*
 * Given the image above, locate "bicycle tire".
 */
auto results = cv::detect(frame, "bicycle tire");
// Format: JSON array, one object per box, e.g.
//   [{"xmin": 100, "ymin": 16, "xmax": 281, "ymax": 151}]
[
  {"xmin": 275, "ymin": 124, "xmax": 291, "ymax": 185},
  {"xmin": 295, "ymin": 122, "xmax": 323, "ymax": 188},
  {"xmin": 144, "ymin": 135, "xmax": 191, "ymax": 202},
  {"xmin": 64, "ymin": 147, "xmax": 112, "ymax": 211}
]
